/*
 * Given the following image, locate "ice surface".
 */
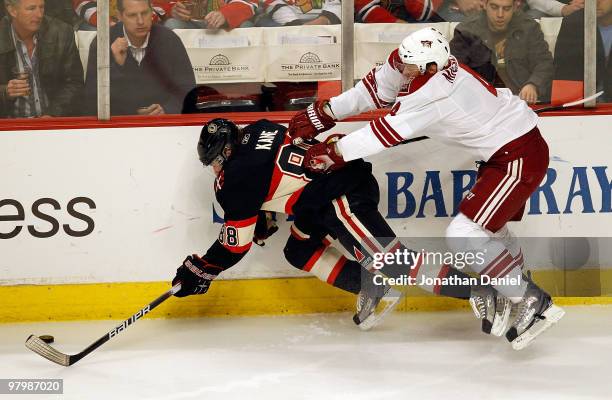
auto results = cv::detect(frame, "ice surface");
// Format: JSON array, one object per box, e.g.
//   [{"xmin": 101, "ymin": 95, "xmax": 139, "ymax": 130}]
[{"xmin": 1, "ymin": 306, "xmax": 611, "ymax": 400}]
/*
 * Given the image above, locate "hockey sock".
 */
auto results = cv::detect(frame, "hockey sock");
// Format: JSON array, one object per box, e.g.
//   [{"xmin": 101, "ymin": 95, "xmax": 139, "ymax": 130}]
[
  {"xmin": 474, "ymin": 242, "xmax": 528, "ymax": 302},
  {"xmin": 301, "ymin": 244, "xmax": 363, "ymax": 294},
  {"xmin": 411, "ymin": 259, "xmax": 473, "ymax": 300},
  {"xmin": 447, "ymin": 214, "xmax": 528, "ymax": 302},
  {"xmin": 434, "ymin": 266, "xmax": 473, "ymax": 299},
  {"xmin": 377, "ymin": 245, "xmax": 473, "ymax": 300},
  {"xmin": 493, "ymin": 226, "xmax": 525, "ymax": 271},
  {"xmin": 329, "ymin": 258, "xmax": 367, "ymax": 295}
]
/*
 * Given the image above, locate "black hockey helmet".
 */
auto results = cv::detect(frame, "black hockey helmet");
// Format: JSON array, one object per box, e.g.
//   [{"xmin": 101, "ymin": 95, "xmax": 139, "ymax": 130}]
[{"xmin": 197, "ymin": 118, "xmax": 240, "ymax": 166}]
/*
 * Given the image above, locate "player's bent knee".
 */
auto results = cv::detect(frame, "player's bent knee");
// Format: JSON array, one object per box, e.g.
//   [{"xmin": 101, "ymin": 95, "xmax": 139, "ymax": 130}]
[
  {"xmin": 283, "ymin": 236, "xmax": 319, "ymax": 271},
  {"xmin": 446, "ymin": 213, "xmax": 490, "ymax": 252},
  {"xmin": 446, "ymin": 213, "xmax": 481, "ymax": 236}
]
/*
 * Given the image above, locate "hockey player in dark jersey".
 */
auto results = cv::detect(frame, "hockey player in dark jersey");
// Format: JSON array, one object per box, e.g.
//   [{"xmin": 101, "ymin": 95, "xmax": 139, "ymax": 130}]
[{"xmin": 170, "ymin": 118, "xmax": 496, "ymax": 330}]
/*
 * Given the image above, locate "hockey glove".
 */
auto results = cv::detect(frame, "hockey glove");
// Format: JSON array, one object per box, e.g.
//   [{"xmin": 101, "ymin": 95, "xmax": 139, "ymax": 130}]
[
  {"xmin": 288, "ymin": 101, "xmax": 336, "ymax": 141},
  {"xmin": 172, "ymin": 255, "xmax": 223, "ymax": 297},
  {"xmin": 254, "ymin": 211, "xmax": 279, "ymax": 247},
  {"xmin": 304, "ymin": 134, "xmax": 346, "ymax": 173}
]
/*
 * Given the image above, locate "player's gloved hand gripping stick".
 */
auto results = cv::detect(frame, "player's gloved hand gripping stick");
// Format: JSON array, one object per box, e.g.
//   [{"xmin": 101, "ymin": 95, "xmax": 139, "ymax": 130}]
[{"xmin": 172, "ymin": 255, "xmax": 222, "ymax": 297}]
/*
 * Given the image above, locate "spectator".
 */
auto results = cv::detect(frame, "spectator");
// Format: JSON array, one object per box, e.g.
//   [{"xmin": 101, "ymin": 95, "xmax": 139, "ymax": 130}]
[
  {"xmin": 438, "ymin": 0, "xmax": 484, "ymax": 22},
  {"xmin": 450, "ymin": 0, "xmax": 554, "ymax": 103},
  {"xmin": 1, "ymin": 0, "xmax": 81, "ymax": 27},
  {"xmin": 256, "ymin": 0, "xmax": 340, "ymax": 26},
  {"xmin": 357, "ymin": 0, "xmax": 401, "ymax": 22},
  {"xmin": 370, "ymin": 0, "xmax": 445, "ymax": 22},
  {"xmin": 0, "ymin": 0, "xmax": 84, "ymax": 118},
  {"xmin": 524, "ymin": 0, "xmax": 583, "ymax": 18},
  {"xmin": 553, "ymin": 1, "xmax": 611, "ymax": 102},
  {"xmin": 84, "ymin": 0, "xmax": 195, "ymax": 115},
  {"xmin": 257, "ymin": 0, "xmax": 341, "ymax": 115},
  {"xmin": 164, "ymin": 0, "xmax": 257, "ymax": 29},
  {"xmin": 74, "ymin": 0, "xmax": 172, "ymax": 30}
]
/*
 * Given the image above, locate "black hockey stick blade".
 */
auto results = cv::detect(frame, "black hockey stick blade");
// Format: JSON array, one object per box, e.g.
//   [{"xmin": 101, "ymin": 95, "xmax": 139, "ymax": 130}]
[
  {"xmin": 534, "ymin": 91, "xmax": 604, "ymax": 114},
  {"xmin": 25, "ymin": 283, "xmax": 181, "ymax": 366}
]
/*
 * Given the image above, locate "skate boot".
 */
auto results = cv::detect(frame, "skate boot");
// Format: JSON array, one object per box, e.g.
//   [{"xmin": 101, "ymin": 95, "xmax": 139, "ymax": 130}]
[
  {"xmin": 353, "ymin": 274, "xmax": 403, "ymax": 331},
  {"xmin": 505, "ymin": 276, "xmax": 565, "ymax": 350},
  {"xmin": 469, "ymin": 285, "xmax": 512, "ymax": 336}
]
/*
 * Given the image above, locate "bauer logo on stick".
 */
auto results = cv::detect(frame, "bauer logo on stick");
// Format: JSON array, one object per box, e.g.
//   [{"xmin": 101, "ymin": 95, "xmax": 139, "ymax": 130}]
[{"xmin": 108, "ymin": 306, "xmax": 151, "ymax": 338}]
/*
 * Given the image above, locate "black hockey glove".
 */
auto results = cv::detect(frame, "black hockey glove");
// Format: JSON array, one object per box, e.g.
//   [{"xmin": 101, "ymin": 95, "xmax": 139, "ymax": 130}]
[
  {"xmin": 172, "ymin": 255, "xmax": 223, "ymax": 297},
  {"xmin": 254, "ymin": 211, "xmax": 279, "ymax": 247}
]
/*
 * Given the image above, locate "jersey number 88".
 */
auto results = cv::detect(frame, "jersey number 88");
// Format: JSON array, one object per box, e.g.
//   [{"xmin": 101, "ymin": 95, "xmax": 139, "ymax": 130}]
[{"xmin": 219, "ymin": 225, "xmax": 239, "ymax": 247}]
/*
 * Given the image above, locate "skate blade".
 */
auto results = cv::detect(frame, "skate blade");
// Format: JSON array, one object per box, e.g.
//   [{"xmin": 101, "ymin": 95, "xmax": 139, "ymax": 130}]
[
  {"xmin": 511, "ymin": 305, "xmax": 565, "ymax": 350},
  {"xmin": 356, "ymin": 289, "xmax": 403, "ymax": 331},
  {"xmin": 491, "ymin": 299, "xmax": 512, "ymax": 337}
]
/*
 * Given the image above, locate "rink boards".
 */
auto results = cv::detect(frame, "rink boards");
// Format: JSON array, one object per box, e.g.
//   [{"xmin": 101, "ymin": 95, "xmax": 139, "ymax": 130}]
[{"xmin": 1, "ymin": 114, "xmax": 611, "ymax": 321}]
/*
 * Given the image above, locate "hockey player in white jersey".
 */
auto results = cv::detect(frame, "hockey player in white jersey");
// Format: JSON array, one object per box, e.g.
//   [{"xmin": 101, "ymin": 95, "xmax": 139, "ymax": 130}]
[{"xmin": 288, "ymin": 27, "xmax": 565, "ymax": 350}]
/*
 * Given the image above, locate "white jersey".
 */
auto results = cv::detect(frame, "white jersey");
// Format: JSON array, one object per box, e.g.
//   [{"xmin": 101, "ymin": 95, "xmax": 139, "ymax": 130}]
[{"xmin": 331, "ymin": 51, "xmax": 538, "ymax": 162}]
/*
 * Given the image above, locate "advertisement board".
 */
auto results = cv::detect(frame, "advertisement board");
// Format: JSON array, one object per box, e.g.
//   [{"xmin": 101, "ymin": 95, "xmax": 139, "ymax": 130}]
[{"xmin": 1, "ymin": 115, "xmax": 611, "ymax": 285}]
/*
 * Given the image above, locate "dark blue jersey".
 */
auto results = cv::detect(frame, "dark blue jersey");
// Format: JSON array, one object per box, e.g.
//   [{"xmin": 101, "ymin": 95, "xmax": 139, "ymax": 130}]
[{"xmin": 204, "ymin": 119, "xmax": 374, "ymax": 270}]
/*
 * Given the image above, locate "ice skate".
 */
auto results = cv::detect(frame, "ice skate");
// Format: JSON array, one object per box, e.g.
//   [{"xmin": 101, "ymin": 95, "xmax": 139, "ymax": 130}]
[
  {"xmin": 353, "ymin": 276, "xmax": 403, "ymax": 331},
  {"xmin": 505, "ymin": 277, "xmax": 565, "ymax": 350},
  {"xmin": 469, "ymin": 285, "xmax": 512, "ymax": 336}
]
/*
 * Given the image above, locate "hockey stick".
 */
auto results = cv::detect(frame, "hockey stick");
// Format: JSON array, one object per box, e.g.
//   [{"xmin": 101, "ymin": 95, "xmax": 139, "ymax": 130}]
[
  {"xmin": 25, "ymin": 283, "xmax": 181, "ymax": 366},
  {"xmin": 398, "ymin": 91, "xmax": 605, "ymax": 146},
  {"xmin": 532, "ymin": 90, "xmax": 604, "ymax": 114}
]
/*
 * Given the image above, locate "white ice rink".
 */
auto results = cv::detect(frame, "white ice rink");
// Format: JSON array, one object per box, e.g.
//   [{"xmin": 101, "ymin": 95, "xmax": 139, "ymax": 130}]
[{"xmin": 1, "ymin": 306, "xmax": 611, "ymax": 400}]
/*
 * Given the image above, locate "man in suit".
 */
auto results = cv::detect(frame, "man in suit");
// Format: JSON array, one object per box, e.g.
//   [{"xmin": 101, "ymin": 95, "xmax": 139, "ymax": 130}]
[{"xmin": 85, "ymin": 0, "xmax": 196, "ymax": 115}]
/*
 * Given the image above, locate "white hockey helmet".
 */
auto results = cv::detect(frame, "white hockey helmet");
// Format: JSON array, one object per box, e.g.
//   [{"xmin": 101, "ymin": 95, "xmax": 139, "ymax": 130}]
[{"xmin": 398, "ymin": 27, "xmax": 450, "ymax": 74}]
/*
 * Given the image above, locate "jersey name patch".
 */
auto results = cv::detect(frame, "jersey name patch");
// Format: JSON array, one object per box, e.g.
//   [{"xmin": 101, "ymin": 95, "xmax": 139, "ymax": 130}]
[
  {"xmin": 214, "ymin": 171, "xmax": 225, "ymax": 192},
  {"xmin": 255, "ymin": 130, "xmax": 278, "ymax": 150}
]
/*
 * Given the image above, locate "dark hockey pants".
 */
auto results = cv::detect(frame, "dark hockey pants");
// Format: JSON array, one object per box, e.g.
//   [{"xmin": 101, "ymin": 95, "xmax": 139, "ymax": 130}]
[{"xmin": 283, "ymin": 174, "xmax": 472, "ymax": 299}]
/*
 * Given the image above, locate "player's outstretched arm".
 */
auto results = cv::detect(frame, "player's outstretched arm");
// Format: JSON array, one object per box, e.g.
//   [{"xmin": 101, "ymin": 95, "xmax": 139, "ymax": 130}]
[
  {"xmin": 288, "ymin": 51, "xmax": 402, "ymax": 141},
  {"xmin": 174, "ymin": 195, "xmax": 264, "ymax": 296}
]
